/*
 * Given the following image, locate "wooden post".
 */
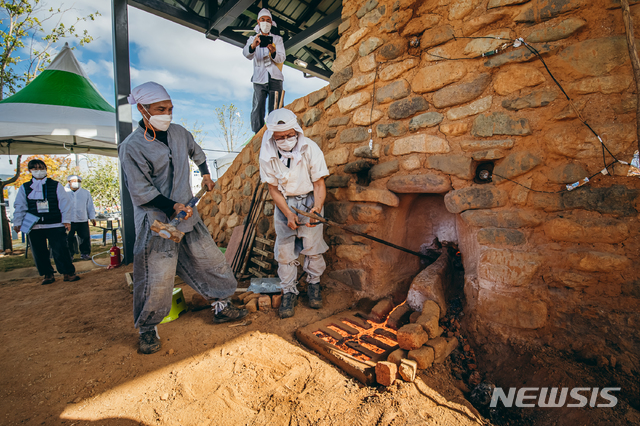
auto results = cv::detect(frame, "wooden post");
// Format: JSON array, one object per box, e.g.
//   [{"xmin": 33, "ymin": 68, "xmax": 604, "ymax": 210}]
[{"xmin": 622, "ymin": 0, "xmax": 640, "ymax": 153}]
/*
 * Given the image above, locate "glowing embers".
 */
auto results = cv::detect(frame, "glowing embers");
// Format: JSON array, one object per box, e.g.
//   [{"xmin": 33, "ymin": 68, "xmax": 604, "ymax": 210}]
[{"xmin": 297, "ymin": 311, "xmax": 400, "ymax": 384}]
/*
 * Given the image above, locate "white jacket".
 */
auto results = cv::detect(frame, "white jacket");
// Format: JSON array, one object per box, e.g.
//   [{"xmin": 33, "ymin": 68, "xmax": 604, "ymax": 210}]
[
  {"xmin": 243, "ymin": 32, "xmax": 286, "ymax": 83},
  {"xmin": 64, "ymin": 186, "xmax": 96, "ymax": 223}
]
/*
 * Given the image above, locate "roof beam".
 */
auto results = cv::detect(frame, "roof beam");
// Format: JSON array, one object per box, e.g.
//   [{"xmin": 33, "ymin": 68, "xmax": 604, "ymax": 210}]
[
  {"xmin": 129, "ymin": 0, "xmax": 209, "ymax": 32},
  {"xmin": 295, "ymin": 0, "xmax": 324, "ymax": 27},
  {"xmin": 284, "ymin": 7, "xmax": 341, "ymax": 53},
  {"xmin": 206, "ymin": 0, "xmax": 257, "ymax": 39}
]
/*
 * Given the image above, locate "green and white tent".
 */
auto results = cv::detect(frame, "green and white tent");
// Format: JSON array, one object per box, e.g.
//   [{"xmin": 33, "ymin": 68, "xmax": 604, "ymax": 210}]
[{"xmin": 0, "ymin": 43, "xmax": 117, "ymax": 157}]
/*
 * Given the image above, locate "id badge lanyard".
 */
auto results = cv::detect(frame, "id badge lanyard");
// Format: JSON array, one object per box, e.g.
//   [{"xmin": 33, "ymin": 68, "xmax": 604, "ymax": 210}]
[{"xmin": 36, "ymin": 182, "xmax": 50, "ymax": 214}]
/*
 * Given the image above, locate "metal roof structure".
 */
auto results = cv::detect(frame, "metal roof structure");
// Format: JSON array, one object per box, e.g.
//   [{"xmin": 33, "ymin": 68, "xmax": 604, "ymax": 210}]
[{"xmin": 129, "ymin": 0, "xmax": 342, "ymax": 80}]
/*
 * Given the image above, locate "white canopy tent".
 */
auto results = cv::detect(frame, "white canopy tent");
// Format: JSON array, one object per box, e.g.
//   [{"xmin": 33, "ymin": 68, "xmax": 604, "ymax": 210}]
[{"xmin": 0, "ymin": 44, "xmax": 117, "ymax": 157}]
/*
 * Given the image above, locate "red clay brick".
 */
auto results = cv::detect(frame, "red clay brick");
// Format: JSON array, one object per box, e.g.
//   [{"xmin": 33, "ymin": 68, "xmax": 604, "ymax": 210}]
[
  {"xmin": 408, "ymin": 346, "xmax": 435, "ymax": 369},
  {"xmin": 386, "ymin": 303, "xmax": 413, "ymax": 330},
  {"xmin": 375, "ymin": 361, "xmax": 397, "ymax": 386},
  {"xmin": 370, "ymin": 298, "xmax": 395, "ymax": 323},
  {"xmin": 258, "ymin": 295, "xmax": 271, "ymax": 311},
  {"xmin": 387, "ymin": 348, "xmax": 407, "ymax": 366},
  {"xmin": 397, "ymin": 324, "xmax": 429, "ymax": 350}
]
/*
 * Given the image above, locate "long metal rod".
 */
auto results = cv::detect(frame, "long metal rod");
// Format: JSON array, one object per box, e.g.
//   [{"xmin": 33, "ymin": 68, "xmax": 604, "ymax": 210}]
[{"xmin": 291, "ymin": 207, "xmax": 426, "ymax": 258}]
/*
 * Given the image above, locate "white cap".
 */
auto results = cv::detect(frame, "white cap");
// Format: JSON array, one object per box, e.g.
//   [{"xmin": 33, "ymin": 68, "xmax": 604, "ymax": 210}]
[{"xmin": 127, "ymin": 81, "xmax": 171, "ymax": 105}]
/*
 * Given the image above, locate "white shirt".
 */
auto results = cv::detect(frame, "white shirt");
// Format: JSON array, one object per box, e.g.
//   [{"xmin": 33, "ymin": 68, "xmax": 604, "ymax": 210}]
[
  {"xmin": 243, "ymin": 32, "xmax": 286, "ymax": 84},
  {"xmin": 64, "ymin": 185, "xmax": 96, "ymax": 222},
  {"xmin": 12, "ymin": 178, "xmax": 71, "ymax": 230},
  {"xmin": 259, "ymin": 136, "xmax": 329, "ymax": 197}
]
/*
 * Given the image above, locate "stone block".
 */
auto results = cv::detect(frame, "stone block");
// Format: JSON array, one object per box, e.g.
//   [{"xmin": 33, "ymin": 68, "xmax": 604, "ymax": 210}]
[
  {"xmin": 340, "ymin": 127, "xmax": 369, "ymax": 144},
  {"xmin": 402, "ymin": 14, "xmax": 441, "ymax": 36},
  {"xmin": 463, "ymin": 13, "xmax": 506, "ymax": 36},
  {"xmin": 416, "ymin": 311, "xmax": 440, "ymax": 339},
  {"xmin": 569, "ymin": 75, "xmax": 633, "ymax": 95},
  {"xmin": 401, "ymin": 155, "xmax": 422, "ymax": 170},
  {"xmin": 354, "ymin": 144, "xmax": 381, "ymax": 159},
  {"xmin": 325, "ymin": 201, "xmax": 352, "ymax": 224},
  {"xmin": 446, "ymin": 96, "xmax": 492, "ymax": 121},
  {"xmin": 258, "ymin": 295, "xmax": 271, "ymax": 311},
  {"xmin": 324, "ymin": 147, "xmax": 350, "ymax": 167},
  {"xmin": 359, "ymin": 54, "xmax": 377, "ymax": 72},
  {"xmin": 344, "ymin": 72, "xmax": 376, "ymax": 93},
  {"xmin": 356, "ymin": 0, "xmax": 378, "ymax": 18},
  {"xmin": 375, "ymin": 80, "xmax": 411, "ymax": 103},
  {"xmin": 444, "ymin": 186, "xmax": 508, "ymax": 213},
  {"xmin": 245, "ymin": 164, "xmax": 258, "ymax": 177},
  {"xmin": 330, "ymin": 66, "xmax": 353, "ymax": 91},
  {"xmin": 412, "ymin": 62, "xmax": 467, "ymax": 94},
  {"xmin": 408, "ymin": 346, "xmax": 435, "ymax": 369},
  {"xmin": 502, "ymin": 90, "xmax": 557, "ymax": 111},
  {"xmin": 387, "ymin": 348, "xmax": 408, "ymax": 365},
  {"xmin": 478, "ymin": 248, "xmax": 541, "ymax": 287},
  {"xmin": 406, "ymin": 251, "xmax": 449, "ymax": 316},
  {"xmin": 477, "ymin": 228, "xmax": 526, "ymax": 246},
  {"xmin": 375, "ymin": 361, "xmax": 397, "ymax": 386},
  {"xmin": 328, "ymin": 269, "xmax": 366, "ymax": 290},
  {"xmin": 352, "ymin": 203, "xmax": 384, "ymax": 223},
  {"xmin": 420, "ymin": 25, "xmax": 455, "ymax": 49},
  {"xmin": 386, "ymin": 303, "xmax": 413, "ymax": 330},
  {"xmin": 471, "ymin": 112, "xmax": 531, "ymax": 137},
  {"xmin": 379, "ymin": 39, "xmax": 407, "ymax": 60},
  {"xmin": 370, "ymin": 160, "xmax": 399, "ymax": 180},
  {"xmin": 493, "ymin": 151, "xmax": 542, "ymax": 182},
  {"xmin": 434, "ymin": 337, "xmax": 459, "ymax": 364},
  {"xmin": 557, "ymin": 36, "xmax": 631, "ymax": 76},
  {"xmin": 526, "ymin": 17, "xmax": 586, "ymax": 43},
  {"xmin": 308, "ymin": 88, "xmax": 328, "ymax": 106},
  {"xmin": 336, "ymin": 244, "xmax": 371, "ymax": 262},
  {"xmin": 409, "ymin": 112, "xmax": 444, "ymax": 131},
  {"xmin": 326, "ymin": 175, "xmax": 350, "ymax": 188},
  {"xmin": 397, "ymin": 324, "xmax": 430, "ymax": 350},
  {"xmin": 546, "ymin": 163, "xmax": 588, "ymax": 184},
  {"xmin": 493, "ymin": 65, "xmax": 546, "ymax": 95},
  {"xmin": 515, "ymin": 0, "xmax": 585, "ymax": 23},
  {"xmin": 460, "ymin": 138, "xmax": 514, "ymax": 151},
  {"xmin": 337, "ymin": 92, "xmax": 370, "ymax": 114},
  {"xmin": 425, "ymin": 337, "xmax": 448, "ymax": 360},
  {"xmin": 338, "ymin": 19, "xmax": 351, "ymax": 35},
  {"xmin": 461, "ymin": 210, "xmax": 541, "ymax": 228},
  {"xmin": 432, "ymin": 73, "xmax": 492, "ymax": 108},
  {"xmin": 326, "ymin": 129, "xmax": 338, "ymax": 140},
  {"xmin": 344, "ymin": 27, "xmax": 370, "ymax": 50},
  {"xmin": 245, "ymin": 298, "xmax": 258, "ymax": 312},
  {"xmin": 353, "ymin": 107, "xmax": 383, "ymax": 125},
  {"xmin": 478, "ymin": 289, "xmax": 547, "ymax": 329},
  {"xmin": 380, "ymin": 58, "xmax": 420, "ymax": 81},
  {"xmin": 440, "ymin": 122, "xmax": 470, "ymax": 136},
  {"xmin": 426, "ymin": 155, "xmax": 472, "ymax": 179},
  {"xmin": 484, "ymin": 43, "xmax": 554, "ymax": 68},
  {"xmin": 302, "ymin": 108, "xmax": 322, "ymax": 126},
  {"xmin": 324, "ymin": 89, "xmax": 342, "ymax": 110},
  {"xmin": 464, "ymin": 31, "xmax": 511, "ymax": 56},
  {"xmin": 344, "ymin": 159, "xmax": 376, "ymax": 174},
  {"xmin": 360, "ymin": 7, "xmax": 385, "ymax": 28},
  {"xmin": 344, "ymin": 186, "xmax": 400, "ymax": 207},
  {"xmin": 399, "ymin": 359, "xmax": 418, "ymax": 382},
  {"xmin": 392, "ymin": 134, "xmax": 450, "ymax": 155},
  {"xmin": 545, "ymin": 122, "xmax": 635, "ymax": 160},
  {"xmin": 329, "ymin": 116, "xmax": 350, "ymax": 127},
  {"xmin": 544, "ymin": 217, "xmax": 629, "ymax": 244},
  {"xmin": 388, "ymin": 97, "xmax": 429, "ymax": 119},
  {"xmin": 380, "ymin": 9, "xmax": 413, "ymax": 33},
  {"xmin": 488, "ymin": 0, "xmax": 529, "ymax": 7},
  {"xmin": 376, "ymin": 122, "xmax": 407, "ymax": 138},
  {"xmin": 449, "ymin": 0, "xmax": 475, "ymax": 20},
  {"xmin": 472, "ymin": 149, "xmax": 506, "ymax": 161},
  {"xmin": 567, "ymin": 251, "xmax": 631, "ymax": 272},
  {"xmin": 387, "ymin": 174, "xmax": 452, "ymax": 193}
]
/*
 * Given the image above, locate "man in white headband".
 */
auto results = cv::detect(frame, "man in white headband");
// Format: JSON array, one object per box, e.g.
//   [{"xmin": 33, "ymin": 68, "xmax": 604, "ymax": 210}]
[
  {"xmin": 243, "ymin": 8, "xmax": 285, "ymax": 133},
  {"xmin": 259, "ymin": 108, "xmax": 330, "ymax": 318},
  {"xmin": 64, "ymin": 174, "xmax": 96, "ymax": 261},
  {"xmin": 120, "ymin": 81, "xmax": 247, "ymax": 355}
]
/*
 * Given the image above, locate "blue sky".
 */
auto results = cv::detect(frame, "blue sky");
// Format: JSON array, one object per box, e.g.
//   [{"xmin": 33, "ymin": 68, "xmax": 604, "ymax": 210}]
[{"xmin": 0, "ymin": 0, "xmax": 327, "ymax": 174}]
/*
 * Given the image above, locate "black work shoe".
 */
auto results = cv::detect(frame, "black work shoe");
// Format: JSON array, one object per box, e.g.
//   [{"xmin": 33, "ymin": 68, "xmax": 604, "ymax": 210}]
[
  {"xmin": 307, "ymin": 283, "xmax": 322, "ymax": 309},
  {"xmin": 64, "ymin": 274, "xmax": 80, "ymax": 282},
  {"xmin": 279, "ymin": 293, "xmax": 298, "ymax": 318},
  {"xmin": 138, "ymin": 330, "xmax": 161, "ymax": 354},
  {"xmin": 41, "ymin": 274, "xmax": 55, "ymax": 285},
  {"xmin": 213, "ymin": 303, "xmax": 248, "ymax": 324}
]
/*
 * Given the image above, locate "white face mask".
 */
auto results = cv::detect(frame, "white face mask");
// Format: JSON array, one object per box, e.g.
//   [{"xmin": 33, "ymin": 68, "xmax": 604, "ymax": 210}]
[
  {"xmin": 276, "ymin": 135, "xmax": 298, "ymax": 152},
  {"xmin": 70, "ymin": 182, "xmax": 81, "ymax": 190},
  {"xmin": 31, "ymin": 170, "xmax": 47, "ymax": 179},
  {"xmin": 259, "ymin": 21, "xmax": 272, "ymax": 34},
  {"xmin": 143, "ymin": 106, "xmax": 172, "ymax": 131}
]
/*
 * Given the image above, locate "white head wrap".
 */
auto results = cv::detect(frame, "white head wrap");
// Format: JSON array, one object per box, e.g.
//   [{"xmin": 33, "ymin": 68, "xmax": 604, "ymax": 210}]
[
  {"xmin": 67, "ymin": 174, "xmax": 82, "ymax": 182},
  {"xmin": 260, "ymin": 108, "xmax": 304, "ymax": 166},
  {"xmin": 127, "ymin": 81, "xmax": 171, "ymax": 105},
  {"xmin": 253, "ymin": 8, "xmax": 277, "ymax": 33}
]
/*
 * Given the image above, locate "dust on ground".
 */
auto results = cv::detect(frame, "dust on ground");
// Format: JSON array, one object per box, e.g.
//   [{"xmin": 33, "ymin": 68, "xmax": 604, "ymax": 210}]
[{"xmin": 0, "ymin": 266, "xmax": 483, "ymax": 426}]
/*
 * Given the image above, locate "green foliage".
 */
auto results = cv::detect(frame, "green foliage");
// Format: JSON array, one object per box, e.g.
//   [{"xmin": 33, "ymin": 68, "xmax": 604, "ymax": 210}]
[
  {"xmin": 180, "ymin": 118, "xmax": 207, "ymax": 147},
  {"xmin": 0, "ymin": 0, "xmax": 99, "ymax": 99},
  {"xmin": 82, "ymin": 157, "xmax": 120, "ymax": 212},
  {"xmin": 214, "ymin": 104, "xmax": 249, "ymax": 152}
]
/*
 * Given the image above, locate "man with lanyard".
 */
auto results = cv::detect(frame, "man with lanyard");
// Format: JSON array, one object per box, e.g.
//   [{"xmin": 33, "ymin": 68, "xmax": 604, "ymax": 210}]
[
  {"xmin": 259, "ymin": 108, "xmax": 330, "ymax": 318},
  {"xmin": 65, "ymin": 174, "xmax": 96, "ymax": 261},
  {"xmin": 119, "ymin": 81, "xmax": 247, "ymax": 355},
  {"xmin": 243, "ymin": 8, "xmax": 286, "ymax": 133},
  {"xmin": 12, "ymin": 159, "xmax": 80, "ymax": 285}
]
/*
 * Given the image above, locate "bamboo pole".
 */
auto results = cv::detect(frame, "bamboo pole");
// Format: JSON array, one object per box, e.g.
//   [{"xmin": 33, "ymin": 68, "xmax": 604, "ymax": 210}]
[{"xmin": 621, "ymin": 0, "xmax": 640, "ymax": 154}]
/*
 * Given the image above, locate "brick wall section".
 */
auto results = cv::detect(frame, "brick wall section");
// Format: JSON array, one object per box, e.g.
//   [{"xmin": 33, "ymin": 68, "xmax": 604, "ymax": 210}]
[{"xmin": 199, "ymin": 0, "xmax": 640, "ymax": 374}]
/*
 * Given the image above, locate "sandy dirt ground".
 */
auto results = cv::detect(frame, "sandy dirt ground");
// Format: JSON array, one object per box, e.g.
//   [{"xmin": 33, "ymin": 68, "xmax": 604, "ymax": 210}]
[{"xmin": 0, "ymin": 266, "xmax": 484, "ymax": 426}]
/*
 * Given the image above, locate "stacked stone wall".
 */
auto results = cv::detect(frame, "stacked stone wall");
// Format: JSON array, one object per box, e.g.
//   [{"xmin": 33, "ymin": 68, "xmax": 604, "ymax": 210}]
[{"xmin": 199, "ymin": 0, "xmax": 640, "ymax": 375}]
